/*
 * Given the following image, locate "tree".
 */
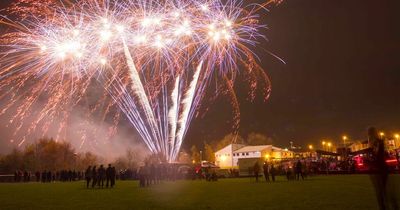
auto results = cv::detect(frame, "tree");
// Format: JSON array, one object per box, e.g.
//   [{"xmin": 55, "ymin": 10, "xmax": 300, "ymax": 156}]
[
  {"xmin": 0, "ymin": 148, "xmax": 23, "ymax": 173},
  {"xmin": 76, "ymin": 152, "xmax": 98, "ymax": 171},
  {"xmin": 113, "ymin": 157, "xmax": 128, "ymax": 171},
  {"xmin": 214, "ymin": 133, "xmax": 244, "ymax": 151},
  {"xmin": 204, "ymin": 142, "xmax": 215, "ymax": 162},
  {"xmin": 35, "ymin": 138, "xmax": 76, "ymax": 171},
  {"xmin": 126, "ymin": 148, "xmax": 138, "ymax": 169},
  {"xmin": 190, "ymin": 145, "xmax": 201, "ymax": 164},
  {"xmin": 177, "ymin": 149, "xmax": 191, "ymax": 164},
  {"xmin": 113, "ymin": 148, "xmax": 147, "ymax": 171},
  {"xmin": 246, "ymin": 132, "xmax": 273, "ymax": 145},
  {"xmin": 22, "ymin": 144, "xmax": 37, "ymax": 171}
]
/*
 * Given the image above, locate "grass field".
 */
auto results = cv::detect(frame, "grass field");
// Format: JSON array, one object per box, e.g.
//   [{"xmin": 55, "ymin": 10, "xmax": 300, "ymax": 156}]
[{"xmin": 0, "ymin": 175, "xmax": 399, "ymax": 210}]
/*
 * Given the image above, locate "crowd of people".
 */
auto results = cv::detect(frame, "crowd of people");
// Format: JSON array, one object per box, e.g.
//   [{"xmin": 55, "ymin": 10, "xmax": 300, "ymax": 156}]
[
  {"xmin": 253, "ymin": 160, "xmax": 301, "ymax": 182},
  {"xmin": 84, "ymin": 164, "xmax": 116, "ymax": 188},
  {"xmin": 137, "ymin": 163, "xmax": 183, "ymax": 187},
  {"xmin": 14, "ymin": 170, "xmax": 84, "ymax": 183}
]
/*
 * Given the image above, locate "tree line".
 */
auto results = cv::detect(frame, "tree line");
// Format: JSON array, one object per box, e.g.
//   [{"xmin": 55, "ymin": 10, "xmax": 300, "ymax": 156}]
[
  {"xmin": 0, "ymin": 138, "xmax": 99, "ymax": 174},
  {"xmin": 0, "ymin": 138, "xmax": 149, "ymax": 174},
  {"xmin": 0, "ymin": 132, "xmax": 272, "ymax": 173}
]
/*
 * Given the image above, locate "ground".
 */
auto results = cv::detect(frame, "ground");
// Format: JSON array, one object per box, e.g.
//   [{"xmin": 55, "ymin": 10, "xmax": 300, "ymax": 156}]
[{"xmin": 0, "ymin": 175, "xmax": 399, "ymax": 210}]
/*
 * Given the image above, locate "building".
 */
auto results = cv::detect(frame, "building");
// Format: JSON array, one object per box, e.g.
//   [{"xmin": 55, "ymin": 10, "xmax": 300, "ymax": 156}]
[
  {"xmin": 214, "ymin": 144, "xmax": 245, "ymax": 168},
  {"xmin": 348, "ymin": 140, "xmax": 369, "ymax": 152},
  {"xmin": 214, "ymin": 144, "xmax": 294, "ymax": 169}
]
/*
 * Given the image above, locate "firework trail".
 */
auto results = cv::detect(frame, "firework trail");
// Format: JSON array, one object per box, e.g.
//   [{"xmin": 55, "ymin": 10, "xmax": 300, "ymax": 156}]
[
  {"xmin": 0, "ymin": 0, "xmax": 279, "ymax": 161},
  {"xmin": 122, "ymin": 40, "xmax": 162, "ymax": 152},
  {"xmin": 172, "ymin": 61, "xmax": 202, "ymax": 160},
  {"xmin": 168, "ymin": 76, "xmax": 180, "ymax": 159}
]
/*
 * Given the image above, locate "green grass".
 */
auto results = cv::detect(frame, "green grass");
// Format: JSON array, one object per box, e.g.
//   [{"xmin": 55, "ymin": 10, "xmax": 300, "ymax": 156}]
[{"xmin": 0, "ymin": 175, "xmax": 399, "ymax": 210}]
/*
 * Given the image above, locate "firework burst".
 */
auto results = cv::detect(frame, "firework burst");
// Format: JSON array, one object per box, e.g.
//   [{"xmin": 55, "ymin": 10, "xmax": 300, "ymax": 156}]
[{"xmin": 0, "ymin": 0, "xmax": 279, "ymax": 161}]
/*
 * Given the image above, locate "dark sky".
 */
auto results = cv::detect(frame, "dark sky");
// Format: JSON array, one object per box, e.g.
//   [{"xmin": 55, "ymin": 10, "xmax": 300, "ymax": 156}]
[
  {"xmin": 186, "ymin": 0, "xmax": 400, "ymax": 148},
  {"xmin": 1, "ymin": 0, "xmax": 400, "ymax": 151}
]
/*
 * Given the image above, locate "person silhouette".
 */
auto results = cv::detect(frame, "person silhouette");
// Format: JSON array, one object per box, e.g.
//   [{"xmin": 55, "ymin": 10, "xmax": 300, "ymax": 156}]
[
  {"xmin": 270, "ymin": 164, "xmax": 276, "ymax": 182},
  {"xmin": 98, "ymin": 165, "xmax": 106, "ymax": 188},
  {"xmin": 295, "ymin": 160, "xmax": 304, "ymax": 180},
  {"xmin": 111, "ymin": 166, "xmax": 116, "ymax": 188},
  {"xmin": 91, "ymin": 166, "xmax": 97, "ymax": 188},
  {"xmin": 106, "ymin": 164, "xmax": 112, "ymax": 188},
  {"xmin": 263, "ymin": 162, "xmax": 270, "ymax": 182},
  {"xmin": 85, "ymin": 166, "xmax": 92, "ymax": 188},
  {"xmin": 368, "ymin": 127, "xmax": 390, "ymax": 210}
]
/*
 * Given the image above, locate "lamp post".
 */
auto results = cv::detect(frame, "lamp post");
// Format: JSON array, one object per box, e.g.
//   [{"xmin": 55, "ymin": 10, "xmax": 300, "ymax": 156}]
[
  {"xmin": 342, "ymin": 135, "xmax": 348, "ymax": 157},
  {"xmin": 322, "ymin": 141, "xmax": 326, "ymax": 151}
]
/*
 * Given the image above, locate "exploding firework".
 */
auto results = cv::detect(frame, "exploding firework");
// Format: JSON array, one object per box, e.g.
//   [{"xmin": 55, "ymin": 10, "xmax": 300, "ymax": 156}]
[{"xmin": 0, "ymin": 0, "xmax": 279, "ymax": 162}]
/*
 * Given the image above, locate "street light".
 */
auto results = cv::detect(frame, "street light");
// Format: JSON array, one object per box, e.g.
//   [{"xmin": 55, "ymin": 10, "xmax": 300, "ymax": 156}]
[
  {"xmin": 342, "ymin": 135, "xmax": 347, "ymax": 146},
  {"xmin": 327, "ymin": 142, "xmax": 332, "ymax": 152},
  {"xmin": 379, "ymin": 132, "xmax": 385, "ymax": 138},
  {"xmin": 342, "ymin": 135, "xmax": 348, "ymax": 156},
  {"xmin": 265, "ymin": 154, "xmax": 270, "ymax": 160},
  {"xmin": 308, "ymin": 145, "xmax": 313, "ymax": 150},
  {"xmin": 322, "ymin": 141, "xmax": 326, "ymax": 151}
]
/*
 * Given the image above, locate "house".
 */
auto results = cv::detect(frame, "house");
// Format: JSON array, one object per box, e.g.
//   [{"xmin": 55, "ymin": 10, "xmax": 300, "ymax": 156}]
[{"xmin": 214, "ymin": 144, "xmax": 294, "ymax": 169}]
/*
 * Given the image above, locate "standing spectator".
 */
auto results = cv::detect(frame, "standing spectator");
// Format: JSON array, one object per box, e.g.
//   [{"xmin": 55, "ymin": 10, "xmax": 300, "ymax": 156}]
[
  {"xmin": 295, "ymin": 160, "xmax": 304, "ymax": 180},
  {"xmin": 286, "ymin": 167, "xmax": 292, "ymax": 181},
  {"xmin": 263, "ymin": 162, "xmax": 270, "ymax": 182},
  {"xmin": 46, "ymin": 171, "xmax": 52, "ymax": 182},
  {"xmin": 106, "ymin": 164, "xmax": 112, "ymax": 188},
  {"xmin": 85, "ymin": 166, "xmax": 92, "ymax": 188},
  {"xmin": 204, "ymin": 166, "xmax": 210, "ymax": 181},
  {"xmin": 23, "ymin": 171, "xmax": 28, "ymax": 182},
  {"xmin": 270, "ymin": 164, "xmax": 276, "ymax": 182},
  {"xmin": 368, "ymin": 127, "xmax": 393, "ymax": 210},
  {"xmin": 111, "ymin": 166, "xmax": 116, "ymax": 188},
  {"xmin": 35, "ymin": 171, "xmax": 40, "ymax": 182},
  {"xmin": 253, "ymin": 161, "xmax": 260, "ymax": 182},
  {"xmin": 41, "ymin": 171, "xmax": 46, "ymax": 183},
  {"xmin": 98, "ymin": 165, "xmax": 106, "ymax": 188},
  {"xmin": 138, "ymin": 166, "xmax": 146, "ymax": 187},
  {"xmin": 150, "ymin": 164, "xmax": 156, "ymax": 184},
  {"xmin": 19, "ymin": 171, "xmax": 23, "ymax": 182}
]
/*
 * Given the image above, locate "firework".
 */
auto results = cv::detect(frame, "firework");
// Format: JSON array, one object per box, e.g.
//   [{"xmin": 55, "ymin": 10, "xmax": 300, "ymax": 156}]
[{"xmin": 0, "ymin": 0, "xmax": 277, "ymax": 161}]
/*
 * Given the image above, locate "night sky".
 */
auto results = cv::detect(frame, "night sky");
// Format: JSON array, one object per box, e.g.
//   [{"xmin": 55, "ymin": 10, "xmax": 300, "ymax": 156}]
[
  {"xmin": 186, "ymin": 0, "xmax": 400, "ymax": 148},
  {"xmin": 0, "ymin": 0, "xmax": 399, "ymax": 151}
]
